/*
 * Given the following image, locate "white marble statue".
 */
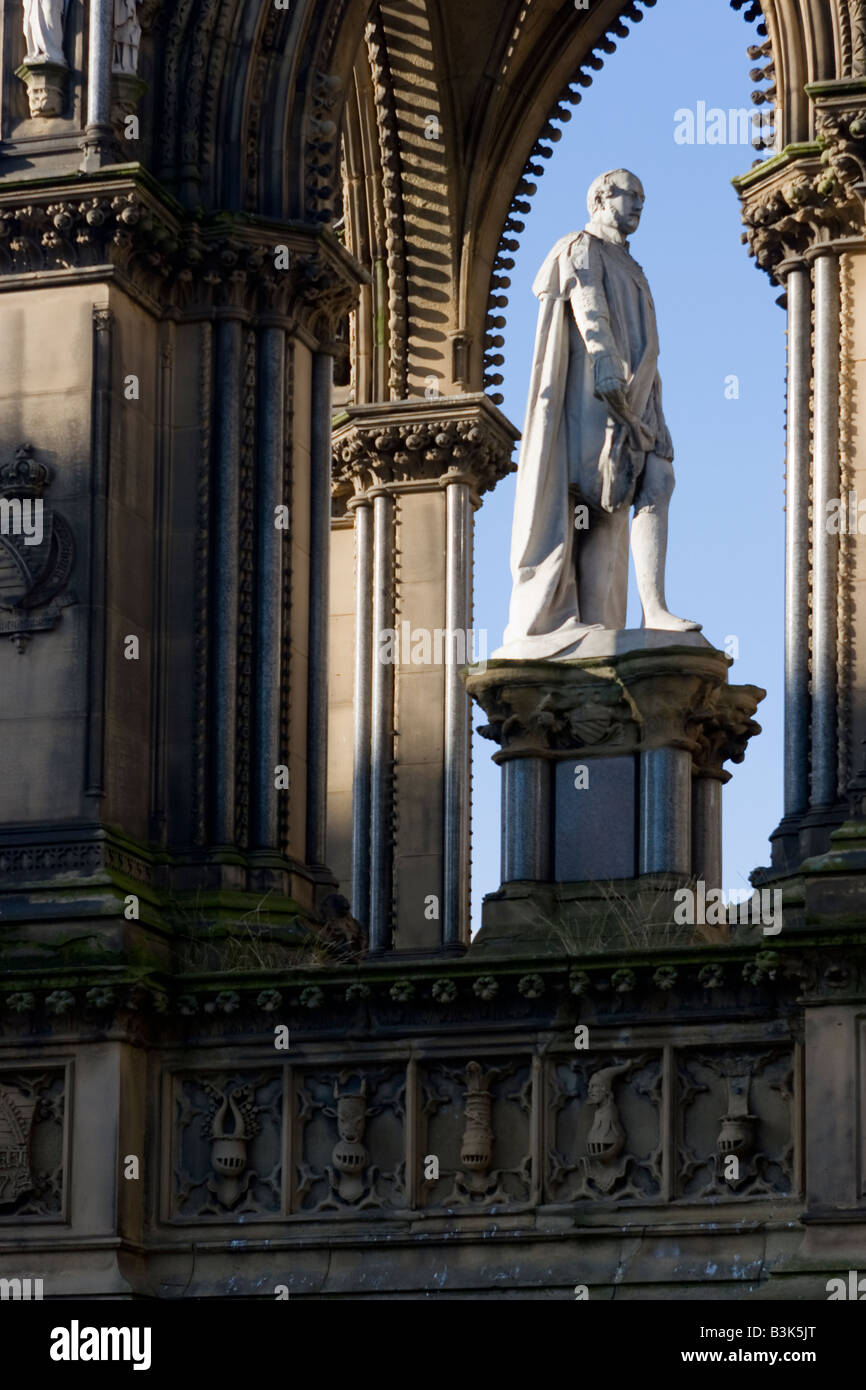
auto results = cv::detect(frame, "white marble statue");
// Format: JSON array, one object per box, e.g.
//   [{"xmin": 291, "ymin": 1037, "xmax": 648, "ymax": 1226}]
[
  {"xmin": 495, "ymin": 169, "xmax": 700, "ymax": 660},
  {"xmin": 23, "ymin": 0, "xmax": 67, "ymax": 66},
  {"xmin": 113, "ymin": 0, "xmax": 141, "ymax": 74}
]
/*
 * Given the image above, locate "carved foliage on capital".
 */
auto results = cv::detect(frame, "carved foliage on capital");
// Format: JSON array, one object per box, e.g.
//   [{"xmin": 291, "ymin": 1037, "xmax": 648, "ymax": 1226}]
[
  {"xmin": 333, "ymin": 412, "xmax": 516, "ymax": 496},
  {"xmin": 0, "ymin": 190, "xmax": 361, "ymax": 327},
  {"xmin": 469, "ymin": 656, "xmax": 762, "ymax": 764},
  {"xmin": 691, "ymin": 683, "xmax": 765, "ymax": 780},
  {"xmin": 815, "ymin": 105, "xmax": 866, "ymax": 208},
  {"xmin": 473, "ymin": 674, "xmax": 633, "ymax": 756},
  {"xmin": 740, "ymin": 107, "xmax": 866, "ymax": 277}
]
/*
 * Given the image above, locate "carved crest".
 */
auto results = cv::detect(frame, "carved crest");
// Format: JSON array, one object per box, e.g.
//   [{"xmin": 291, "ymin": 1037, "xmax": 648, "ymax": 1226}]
[
  {"xmin": 0, "ymin": 1082, "xmax": 39, "ymax": 1204},
  {"xmin": 0, "ymin": 444, "xmax": 74, "ymax": 651}
]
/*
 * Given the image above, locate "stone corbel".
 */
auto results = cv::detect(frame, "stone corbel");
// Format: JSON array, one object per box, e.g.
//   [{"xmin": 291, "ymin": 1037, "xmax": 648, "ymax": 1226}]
[{"xmin": 16, "ymin": 59, "xmax": 66, "ymax": 118}]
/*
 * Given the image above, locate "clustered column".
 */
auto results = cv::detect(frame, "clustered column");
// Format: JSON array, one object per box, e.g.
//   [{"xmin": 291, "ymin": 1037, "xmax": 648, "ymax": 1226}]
[
  {"xmin": 442, "ymin": 472, "xmax": 474, "ymax": 948},
  {"xmin": 781, "ymin": 260, "xmax": 813, "ymax": 824},
  {"xmin": 809, "ymin": 248, "xmax": 842, "ymax": 813},
  {"xmin": 368, "ymin": 486, "xmax": 395, "ymax": 953}
]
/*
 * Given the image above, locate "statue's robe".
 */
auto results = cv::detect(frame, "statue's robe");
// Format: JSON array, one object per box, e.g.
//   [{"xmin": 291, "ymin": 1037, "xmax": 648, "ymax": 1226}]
[
  {"xmin": 23, "ymin": 0, "xmax": 67, "ymax": 65},
  {"xmin": 495, "ymin": 228, "xmax": 673, "ymax": 660}
]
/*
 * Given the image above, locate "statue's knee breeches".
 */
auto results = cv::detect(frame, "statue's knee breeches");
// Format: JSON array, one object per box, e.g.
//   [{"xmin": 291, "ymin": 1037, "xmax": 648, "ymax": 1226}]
[{"xmin": 633, "ymin": 452, "xmax": 674, "ymax": 513}]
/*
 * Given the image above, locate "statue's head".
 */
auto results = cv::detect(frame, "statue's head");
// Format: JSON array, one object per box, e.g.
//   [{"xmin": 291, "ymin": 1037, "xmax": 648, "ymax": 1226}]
[{"xmin": 586, "ymin": 169, "xmax": 645, "ymax": 238}]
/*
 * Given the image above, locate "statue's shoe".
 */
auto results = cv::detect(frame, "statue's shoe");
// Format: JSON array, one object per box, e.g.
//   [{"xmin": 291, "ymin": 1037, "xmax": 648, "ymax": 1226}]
[{"xmin": 644, "ymin": 612, "xmax": 702, "ymax": 633}]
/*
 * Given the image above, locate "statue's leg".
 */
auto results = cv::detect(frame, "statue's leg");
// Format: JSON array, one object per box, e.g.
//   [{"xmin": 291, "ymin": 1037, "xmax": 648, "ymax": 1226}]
[
  {"xmin": 631, "ymin": 453, "xmax": 701, "ymax": 632},
  {"xmin": 577, "ymin": 505, "xmax": 629, "ymax": 628}
]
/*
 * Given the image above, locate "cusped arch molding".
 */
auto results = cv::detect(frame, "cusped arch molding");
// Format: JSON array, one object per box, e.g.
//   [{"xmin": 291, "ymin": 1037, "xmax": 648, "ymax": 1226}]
[
  {"xmin": 146, "ymin": 0, "xmax": 371, "ymax": 216},
  {"xmin": 333, "ymin": 0, "xmax": 837, "ymax": 407},
  {"xmin": 145, "ymin": 0, "xmax": 853, "ymax": 396},
  {"xmin": 468, "ymin": 0, "xmax": 831, "ymax": 403}
]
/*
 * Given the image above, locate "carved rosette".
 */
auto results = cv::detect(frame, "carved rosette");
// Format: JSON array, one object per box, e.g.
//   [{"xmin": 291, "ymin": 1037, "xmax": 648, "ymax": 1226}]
[{"xmin": 332, "ymin": 395, "xmax": 518, "ymax": 499}]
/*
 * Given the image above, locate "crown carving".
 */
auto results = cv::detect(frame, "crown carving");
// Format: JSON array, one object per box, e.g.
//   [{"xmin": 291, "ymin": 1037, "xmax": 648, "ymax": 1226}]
[{"xmin": 0, "ymin": 444, "xmax": 51, "ymax": 497}]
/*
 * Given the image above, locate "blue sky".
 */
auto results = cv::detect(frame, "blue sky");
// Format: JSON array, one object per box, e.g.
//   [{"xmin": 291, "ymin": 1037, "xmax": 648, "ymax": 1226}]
[{"xmin": 470, "ymin": 0, "xmax": 785, "ymax": 930}]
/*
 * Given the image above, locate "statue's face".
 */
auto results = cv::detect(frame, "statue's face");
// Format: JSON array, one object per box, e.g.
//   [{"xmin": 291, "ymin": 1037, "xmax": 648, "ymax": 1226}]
[{"xmin": 597, "ymin": 179, "xmax": 645, "ymax": 237}]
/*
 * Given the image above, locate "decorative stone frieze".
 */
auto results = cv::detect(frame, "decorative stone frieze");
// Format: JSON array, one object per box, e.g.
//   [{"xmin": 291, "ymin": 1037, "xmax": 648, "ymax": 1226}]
[{"xmin": 0, "ymin": 181, "xmax": 365, "ymax": 329}]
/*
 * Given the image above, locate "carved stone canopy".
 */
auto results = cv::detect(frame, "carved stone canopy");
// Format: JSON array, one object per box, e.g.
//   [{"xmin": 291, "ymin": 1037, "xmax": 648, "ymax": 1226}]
[
  {"xmin": 331, "ymin": 393, "xmax": 519, "ymax": 498},
  {"xmin": 465, "ymin": 645, "xmax": 764, "ymax": 779}
]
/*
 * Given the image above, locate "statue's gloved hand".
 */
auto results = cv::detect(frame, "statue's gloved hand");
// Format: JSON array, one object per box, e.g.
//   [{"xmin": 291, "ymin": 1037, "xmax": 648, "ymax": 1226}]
[
  {"xmin": 597, "ymin": 381, "xmax": 629, "ymax": 415},
  {"xmin": 592, "ymin": 354, "xmax": 628, "ymax": 413}
]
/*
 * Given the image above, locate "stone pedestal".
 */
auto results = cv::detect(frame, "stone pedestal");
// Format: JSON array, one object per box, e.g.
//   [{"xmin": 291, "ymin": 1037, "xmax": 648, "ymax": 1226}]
[{"xmin": 465, "ymin": 632, "xmax": 764, "ymax": 950}]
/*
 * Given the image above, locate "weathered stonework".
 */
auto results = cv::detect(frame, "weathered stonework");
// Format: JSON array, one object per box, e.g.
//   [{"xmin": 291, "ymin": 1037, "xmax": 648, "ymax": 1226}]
[{"xmin": 0, "ymin": 0, "xmax": 865, "ymax": 1307}]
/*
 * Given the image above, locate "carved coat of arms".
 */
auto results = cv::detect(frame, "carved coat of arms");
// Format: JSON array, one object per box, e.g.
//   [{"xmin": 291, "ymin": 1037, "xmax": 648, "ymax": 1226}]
[
  {"xmin": 0, "ymin": 1083, "xmax": 39, "ymax": 1204},
  {"xmin": 0, "ymin": 443, "xmax": 75, "ymax": 651}
]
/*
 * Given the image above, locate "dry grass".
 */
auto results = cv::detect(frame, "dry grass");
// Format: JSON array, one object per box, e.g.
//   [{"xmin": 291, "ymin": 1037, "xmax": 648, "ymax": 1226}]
[
  {"xmin": 535, "ymin": 879, "xmax": 729, "ymax": 957},
  {"xmin": 169, "ymin": 893, "xmax": 337, "ymax": 974}
]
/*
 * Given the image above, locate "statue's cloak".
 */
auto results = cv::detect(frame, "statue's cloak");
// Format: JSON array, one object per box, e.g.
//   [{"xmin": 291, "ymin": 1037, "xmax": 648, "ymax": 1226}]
[{"xmin": 495, "ymin": 229, "xmax": 672, "ymax": 661}]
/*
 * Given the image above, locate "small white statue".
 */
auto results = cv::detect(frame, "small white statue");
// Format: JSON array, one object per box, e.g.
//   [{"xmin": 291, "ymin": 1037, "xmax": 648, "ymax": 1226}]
[
  {"xmin": 496, "ymin": 169, "xmax": 701, "ymax": 660},
  {"xmin": 113, "ymin": 0, "xmax": 141, "ymax": 75},
  {"xmin": 23, "ymin": 0, "xmax": 67, "ymax": 66}
]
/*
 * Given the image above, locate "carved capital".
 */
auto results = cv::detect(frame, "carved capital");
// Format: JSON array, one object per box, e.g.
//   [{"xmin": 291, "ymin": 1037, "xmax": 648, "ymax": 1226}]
[
  {"xmin": 466, "ymin": 647, "xmax": 764, "ymax": 768},
  {"xmin": 738, "ymin": 154, "xmax": 861, "ymax": 281},
  {"xmin": 332, "ymin": 394, "xmax": 518, "ymax": 498},
  {"xmin": 815, "ymin": 103, "xmax": 866, "ymax": 207},
  {"xmin": 736, "ymin": 92, "xmax": 866, "ymax": 281}
]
